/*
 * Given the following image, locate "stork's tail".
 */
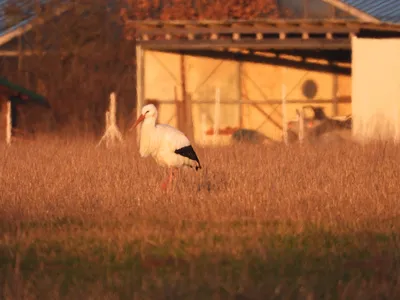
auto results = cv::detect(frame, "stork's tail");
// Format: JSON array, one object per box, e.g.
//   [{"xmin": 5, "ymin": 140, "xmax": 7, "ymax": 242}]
[
  {"xmin": 174, "ymin": 145, "xmax": 202, "ymax": 171},
  {"xmin": 195, "ymin": 161, "xmax": 202, "ymax": 171},
  {"xmin": 184, "ymin": 156, "xmax": 201, "ymax": 171}
]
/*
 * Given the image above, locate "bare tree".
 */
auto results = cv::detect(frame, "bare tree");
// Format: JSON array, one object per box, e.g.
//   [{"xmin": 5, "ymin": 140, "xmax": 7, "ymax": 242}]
[
  {"xmin": 120, "ymin": 0, "xmax": 279, "ymax": 21},
  {"xmin": 2, "ymin": 0, "xmax": 136, "ymax": 136}
]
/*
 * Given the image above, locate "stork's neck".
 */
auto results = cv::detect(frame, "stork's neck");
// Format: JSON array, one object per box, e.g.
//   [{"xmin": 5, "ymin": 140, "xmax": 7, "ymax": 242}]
[
  {"xmin": 142, "ymin": 116, "xmax": 156, "ymax": 129},
  {"xmin": 139, "ymin": 116, "xmax": 157, "ymax": 157},
  {"xmin": 140, "ymin": 117, "xmax": 157, "ymax": 138}
]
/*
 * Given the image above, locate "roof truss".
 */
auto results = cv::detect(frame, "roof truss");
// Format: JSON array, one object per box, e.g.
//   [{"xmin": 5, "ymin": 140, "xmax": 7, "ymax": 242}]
[{"xmin": 133, "ymin": 19, "xmax": 400, "ymax": 51}]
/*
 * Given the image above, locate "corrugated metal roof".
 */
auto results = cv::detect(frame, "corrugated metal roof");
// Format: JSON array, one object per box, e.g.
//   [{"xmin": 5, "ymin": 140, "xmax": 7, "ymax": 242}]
[
  {"xmin": 339, "ymin": 0, "xmax": 400, "ymax": 23},
  {"xmin": 0, "ymin": 0, "xmax": 47, "ymax": 35},
  {"xmin": 277, "ymin": 0, "xmax": 356, "ymax": 19}
]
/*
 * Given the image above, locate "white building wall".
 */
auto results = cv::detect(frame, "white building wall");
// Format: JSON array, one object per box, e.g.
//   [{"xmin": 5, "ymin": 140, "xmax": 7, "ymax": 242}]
[{"xmin": 352, "ymin": 37, "xmax": 400, "ymax": 142}]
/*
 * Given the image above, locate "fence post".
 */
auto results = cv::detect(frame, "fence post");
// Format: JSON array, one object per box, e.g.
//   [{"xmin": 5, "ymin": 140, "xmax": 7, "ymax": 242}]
[
  {"xmin": 6, "ymin": 101, "xmax": 11, "ymax": 145},
  {"xmin": 97, "ymin": 92, "xmax": 124, "ymax": 148}
]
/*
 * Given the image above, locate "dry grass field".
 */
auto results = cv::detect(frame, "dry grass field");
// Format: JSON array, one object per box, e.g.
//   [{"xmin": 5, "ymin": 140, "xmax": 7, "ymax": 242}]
[{"xmin": 0, "ymin": 137, "xmax": 400, "ymax": 299}]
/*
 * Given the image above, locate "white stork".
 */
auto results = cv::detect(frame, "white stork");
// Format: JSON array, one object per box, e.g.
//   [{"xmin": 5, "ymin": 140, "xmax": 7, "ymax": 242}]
[{"xmin": 129, "ymin": 104, "xmax": 202, "ymax": 190}]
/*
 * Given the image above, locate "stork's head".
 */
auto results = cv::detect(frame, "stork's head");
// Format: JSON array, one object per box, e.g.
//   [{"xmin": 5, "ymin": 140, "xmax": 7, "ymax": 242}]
[
  {"xmin": 141, "ymin": 104, "xmax": 157, "ymax": 119},
  {"xmin": 129, "ymin": 104, "xmax": 158, "ymax": 131}
]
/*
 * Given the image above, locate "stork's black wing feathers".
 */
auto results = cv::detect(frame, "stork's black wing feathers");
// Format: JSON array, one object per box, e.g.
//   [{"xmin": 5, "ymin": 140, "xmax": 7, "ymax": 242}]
[{"xmin": 174, "ymin": 145, "xmax": 202, "ymax": 170}]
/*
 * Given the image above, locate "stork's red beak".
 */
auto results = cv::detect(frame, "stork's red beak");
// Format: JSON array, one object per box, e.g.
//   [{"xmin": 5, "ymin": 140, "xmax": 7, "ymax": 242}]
[{"xmin": 129, "ymin": 114, "xmax": 145, "ymax": 132}]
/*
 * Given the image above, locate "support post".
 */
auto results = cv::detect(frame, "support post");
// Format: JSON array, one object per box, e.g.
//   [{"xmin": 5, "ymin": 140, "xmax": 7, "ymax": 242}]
[
  {"xmin": 180, "ymin": 54, "xmax": 193, "ymax": 140},
  {"xmin": 238, "ymin": 62, "xmax": 243, "ymax": 128},
  {"xmin": 185, "ymin": 93, "xmax": 194, "ymax": 142},
  {"xmin": 281, "ymin": 68, "xmax": 288, "ymax": 145},
  {"xmin": 332, "ymin": 73, "xmax": 338, "ymax": 116},
  {"xmin": 174, "ymin": 85, "xmax": 181, "ymax": 128},
  {"xmin": 297, "ymin": 108, "xmax": 305, "ymax": 143},
  {"xmin": 136, "ymin": 44, "xmax": 145, "ymax": 142},
  {"xmin": 18, "ymin": 35, "xmax": 23, "ymax": 72},
  {"xmin": 201, "ymin": 113, "xmax": 207, "ymax": 145},
  {"xmin": 213, "ymin": 87, "xmax": 221, "ymax": 145}
]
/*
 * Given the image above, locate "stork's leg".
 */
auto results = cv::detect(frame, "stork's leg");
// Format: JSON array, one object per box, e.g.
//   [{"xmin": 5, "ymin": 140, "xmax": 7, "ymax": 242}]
[
  {"xmin": 171, "ymin": 167, "xmax": 179, "ymax": 191},
  {"xmin": 160, "ymin": 168, "xmax": 174, "ymax": 191}
]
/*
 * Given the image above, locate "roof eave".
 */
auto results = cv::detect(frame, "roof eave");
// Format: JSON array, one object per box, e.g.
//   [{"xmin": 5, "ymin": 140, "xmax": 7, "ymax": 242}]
[
  {"xmin": 0, "ymin": 2, "xmax": 73, "ymax": 47},
  {"xmin": 0, "ymin": 19, "xmax": 35, "ymax": 47},
  {"xmin": 0, "ymin": 77, "xmax": 50, "ymax": 108}
]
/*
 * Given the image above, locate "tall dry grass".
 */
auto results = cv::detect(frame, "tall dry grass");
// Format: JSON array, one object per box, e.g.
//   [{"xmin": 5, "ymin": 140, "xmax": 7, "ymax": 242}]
[{"xmin": 0, "ymin": 137, "xmax": 400, "ymax": 299}]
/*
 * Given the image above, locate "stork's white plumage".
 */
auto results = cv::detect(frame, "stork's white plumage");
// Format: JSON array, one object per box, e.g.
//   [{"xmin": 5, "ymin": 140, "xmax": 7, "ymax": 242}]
[{"xmin": 129, "ymin": 104, "xmax": 201, "ymax": 190}]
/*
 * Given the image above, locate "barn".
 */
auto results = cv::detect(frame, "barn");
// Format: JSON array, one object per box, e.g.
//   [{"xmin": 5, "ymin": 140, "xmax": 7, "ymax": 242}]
[{"xmin": 124, "ymin": 0, "xmax": 400, "ymax": 145}]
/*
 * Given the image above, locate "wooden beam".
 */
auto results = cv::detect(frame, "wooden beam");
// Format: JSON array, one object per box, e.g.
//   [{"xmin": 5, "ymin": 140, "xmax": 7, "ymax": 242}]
[
  {"xmin": 0, "ymin": 50, "xmax": 54, "ymax": 56},
  {"xmin": 265, "ymin": 49, "xmax": 351, "ymax": 63},
  {"xmin": 135, "ymin": 44, "xmax": 145, "ymax": 140},
  {"xmin": 162, "ymin": 50, "xmax": 351, "ymax": 75},
  {"xmin": 132, "ymin": 19, "xmax": 400, "ymax": 32},
  {"xmin": 140, "ymin": 39, "xmax": 352, "ymax": 51},
  {"xmin": 180, "ymin": 54, "xmax": 193, "ymax": 140},
  {"xmin": 143, "ymin": 98, "xmax": 352, "ymax": 105},
  {"xmin": 163, "ymin": 24, "xmax": 186, "ymax": 30},
  {"xmin": 135, "ymin": 25, "xmax": 359, "ymax": 36},
  {"xmin": 0, "ymin": 50, "xmax": 74, "ymax": 56},
  {"xmin": 252, "ymin": 21, "xmax": 277, "ymax": 30}
]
